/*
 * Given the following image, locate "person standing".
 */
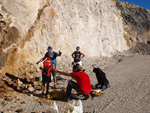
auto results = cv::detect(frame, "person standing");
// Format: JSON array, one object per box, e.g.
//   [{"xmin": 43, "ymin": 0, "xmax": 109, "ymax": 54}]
[
  {"xmin": 72, "ymin": 46, "xmax": 85, "ymax": 66},
  {"xmin": 41, "ymin": 53, "xmax": 55, "ymax": 95},
  {"xmin": 37, "ymin": 46, "xmax": 62, "ymax": 87},
  {"xmin": 54, "ymin": 64, "xmax": 91, "ymax": 101}
]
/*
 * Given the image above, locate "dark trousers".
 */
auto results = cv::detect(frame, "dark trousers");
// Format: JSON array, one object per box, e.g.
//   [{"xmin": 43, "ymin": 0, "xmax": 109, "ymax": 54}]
[{"xmin": 66, "ymin": 80, "xmax": 79, "ymax": 98}]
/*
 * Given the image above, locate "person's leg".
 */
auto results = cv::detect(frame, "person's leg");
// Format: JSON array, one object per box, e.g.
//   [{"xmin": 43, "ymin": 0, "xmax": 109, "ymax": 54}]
[
  {"xmin": 46, "ymin": 82, "xmax": 49, "ymax": 94},
  {"xmin": 41, "ymin": 74, "xmax": 46, "ymax": 94},
  {"xmin": 66, "ymin": 80, "xmax": 78, "ymax": 99},
  {"xmin": 52, "ymin": 70, "xmax": 56, "ymax": 86},
  {"xmin": 45, "ymin": 76, "xmax": 51, "ymax": 94},
  {"xmin": 41, "ymin": 83, "xmax": 45, "ymax": 94}
]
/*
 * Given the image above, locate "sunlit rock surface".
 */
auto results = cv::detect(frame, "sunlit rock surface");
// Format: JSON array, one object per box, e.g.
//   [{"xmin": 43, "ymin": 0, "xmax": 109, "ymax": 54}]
[{"xmin": 0, "ymin": 0, "xmax": 149, "ymax": 74}]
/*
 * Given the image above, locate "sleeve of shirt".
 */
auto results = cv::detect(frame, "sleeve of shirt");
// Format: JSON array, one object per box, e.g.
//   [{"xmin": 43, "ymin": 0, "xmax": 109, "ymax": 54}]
[
  {"xmin": 43, "ymin": 61, "xmax": 46, "ymax": 67},
  {"xmin": 44, "ymin": 52, "xmax": 48, "ymax": 57},
  {"xmin": 54, "ymin": 51, "xmax": 58, "ymax": 58},
  {"xmin": 52, "ymin": 64, "xmax": 55, "ymax": 69},
  {"xmin": 71, "ymin": 72, "xmax": 76, "ymax": 77}
]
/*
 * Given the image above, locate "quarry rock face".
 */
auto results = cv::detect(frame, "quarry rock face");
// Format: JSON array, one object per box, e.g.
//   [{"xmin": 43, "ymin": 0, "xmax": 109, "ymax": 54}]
[
  {"xmin": 0, "ymin": 0, "xmax": 149, "ymax": 74},
  {"xmin": 116, "ymin": 1, "xmax": 150, "ymax": 46}
]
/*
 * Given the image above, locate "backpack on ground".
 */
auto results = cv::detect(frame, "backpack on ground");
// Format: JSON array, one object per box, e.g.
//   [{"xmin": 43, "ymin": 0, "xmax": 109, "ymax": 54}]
[{"xmin": 92, "ymin": 65, "xmax": 110, "ymax": 91}]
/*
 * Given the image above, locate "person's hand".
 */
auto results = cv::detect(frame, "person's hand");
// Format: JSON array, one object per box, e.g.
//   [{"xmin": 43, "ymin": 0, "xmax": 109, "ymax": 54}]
[
  {"xmin": 79, "ymin": 57, "xmax": 83, "ymax": 60},
  {"xmin": 72, "ymin": 62, "xmax": 74, "ymax": 65},
  {"xmin": 36, "ymin": 61, "xmax": 39, "ymax": 65},
  {"xmin": 39, "ymin": 67, "xmax": 43, "ymax": 70},
  {"xmin": 59, "ymin": 50, "xmax": 62, "ymax": 55},
  {"xmin": 53, "ymin": 69, "xmax": 58, "ymax": 72}
]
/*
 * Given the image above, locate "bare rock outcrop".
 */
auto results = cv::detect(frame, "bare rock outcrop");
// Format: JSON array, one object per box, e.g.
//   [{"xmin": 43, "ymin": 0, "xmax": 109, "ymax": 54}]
[
  {"xmin": 116, "ymin": 1, "xmax": 150, "ymax": 47},
  {"xmin": 0, "ymin": 0, "xmax": 129, "ymax": 75},
  {"xmin": 0, "ymin": 0, "xmax": 150, "ymax": 76}
]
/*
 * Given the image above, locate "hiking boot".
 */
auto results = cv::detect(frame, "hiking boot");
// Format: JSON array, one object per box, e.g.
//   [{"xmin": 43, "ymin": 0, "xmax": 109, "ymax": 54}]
[{"xmin": 83, "ymin": 94, "xmax": 91, "ymax": 100}]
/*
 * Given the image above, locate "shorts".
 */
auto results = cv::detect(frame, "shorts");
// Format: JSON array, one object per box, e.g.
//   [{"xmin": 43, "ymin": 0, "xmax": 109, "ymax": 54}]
[
  {"xmin": 73, "ymin": 61, "xmax": 82, "ymax": 66},
  {"xmin": 42, "ymin": 74, "xmax": 51, "ymax": 83},
  {"xmin": 52, "ymin": 70, "xmax": 56, "ymax": 76}
]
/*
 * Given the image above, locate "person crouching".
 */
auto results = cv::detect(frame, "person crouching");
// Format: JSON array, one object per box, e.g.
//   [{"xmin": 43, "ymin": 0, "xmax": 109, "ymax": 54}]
[{"xmin": 54, "ymin": 64, "xmax": 91, "ymax": 101}]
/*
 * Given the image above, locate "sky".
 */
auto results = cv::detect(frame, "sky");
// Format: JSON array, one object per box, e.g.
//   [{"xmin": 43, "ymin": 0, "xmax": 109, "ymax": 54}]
[{"xmin": 120, "ymin": 0, "xmax": 150, "ymax": 9}]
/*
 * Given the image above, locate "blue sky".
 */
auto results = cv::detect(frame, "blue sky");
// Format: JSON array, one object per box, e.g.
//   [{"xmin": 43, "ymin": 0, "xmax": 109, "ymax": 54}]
[{"xmin": 120, "ymin": 0, "xmax": 150, "ymax": 9}]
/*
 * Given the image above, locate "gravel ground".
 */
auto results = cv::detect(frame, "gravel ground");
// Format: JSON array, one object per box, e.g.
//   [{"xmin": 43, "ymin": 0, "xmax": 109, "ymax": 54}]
[{"xmin": 0, "ymin": 54, "xmax": 150, "ymax": 113}]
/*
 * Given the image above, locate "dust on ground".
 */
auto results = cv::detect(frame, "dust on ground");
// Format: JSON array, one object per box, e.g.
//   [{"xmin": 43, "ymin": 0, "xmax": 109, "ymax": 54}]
[{"xmin": 0, "ymin": 52, "xmax": 150, "ymax": 113}]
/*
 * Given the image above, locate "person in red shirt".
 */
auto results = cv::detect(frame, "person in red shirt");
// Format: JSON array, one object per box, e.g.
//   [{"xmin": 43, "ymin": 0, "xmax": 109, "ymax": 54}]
[
  {"xmin": 41, "ymin": 53, "xmax": 55, "ymax": 95},
  {"xmin": 54, "ymin": 64, "xmax": 91, "ymax": 101}
]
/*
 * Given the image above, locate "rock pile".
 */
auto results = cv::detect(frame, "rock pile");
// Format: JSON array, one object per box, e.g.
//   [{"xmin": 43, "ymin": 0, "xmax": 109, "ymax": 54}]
[{"xmin": 0, "ymin": 73, "xmax": 41, "ymax": 95}]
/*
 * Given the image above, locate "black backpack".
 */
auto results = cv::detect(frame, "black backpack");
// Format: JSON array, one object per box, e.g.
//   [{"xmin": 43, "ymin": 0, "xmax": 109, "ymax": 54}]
[{"xmin": 93, "ymin": 66, "xmax": 110, "ymax": 91}]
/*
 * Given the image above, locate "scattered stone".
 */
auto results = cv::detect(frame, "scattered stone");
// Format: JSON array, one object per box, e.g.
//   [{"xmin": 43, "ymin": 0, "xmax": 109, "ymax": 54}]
[
  {"xmin": 34, "ymin": 85, "xmax": 41, "ymax": 90},
  {"xmin": 25, "ymin": 84, "xmax": 28, "ymax": 89},
  {"xmin": 3, "ymin": 111, "xmax": 10, "ymax": 113},
  {"xmin": 17, "ymin": 79, "xmax": 23, "ymax": 86},
  {"xmin": 2, "ymin": 77, "xmax": 8, "ymax": 81},
  {"xmin": 27, "ymin": 78, "xmax": 31, "ymax": 83},
  {"xmin": 20, "ymin": 101, "xmax": 26, "ymax": 104},
  {"xmin": 16, "ymin": 108, "xmax": 24, "ymax": 112},
  {"xmin": 7, "ymin": 79, "xmax": 13, "ymax": 86},
  {"xmin": 0, "ymin": 93, "xmax": 5, "ymax": 98},
  {"xmin": 20, "ymin": 84, "xmax": 25, "ymax": 90},
  {"xmin": 33, "ymin": 81, "xmax": 41, "ymax": 86},
  {"xmin": 14, "ymin": 100, "xmax": 18, "ymax": 103},
  {"xmin": 5, "ymin": 87, "xmax": 13, "ymax": 91},
  {"xmin": 17, "ymin": 86, "xmax": 21, "ymax": 91},
  {"xmin": 39, "ymin": 102, "xmax": 43, "ymax": 105},
  {"xmin": 2, "ymin": 101, "xmax": 7, "ymax": 106},
  {"xmin": 10, "ymin": 106, "xmax": 16, "ymax": 109},
  {"xmin": 5, "ymin": 95, "xmax": 13, "ymax": 101},
  {"xmin": 0, "ymin": 81, "xmax": 7, "ymax": 88},
  {"xmin": 28, "ymin": 86, "xmax": 34, "ymax": 92},
  {"xmin": 0, "ymin": 88, "xmax": 5, "ymax": 92},
  {"xmin": 16, "ymin": 95, "xmax": 21, "ymax": 100}
]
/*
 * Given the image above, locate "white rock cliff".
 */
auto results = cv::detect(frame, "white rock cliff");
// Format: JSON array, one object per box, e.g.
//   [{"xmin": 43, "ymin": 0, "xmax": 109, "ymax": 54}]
[{"xmin": 1, "ymin": 0, "xmax": 149, "ymax": 74}]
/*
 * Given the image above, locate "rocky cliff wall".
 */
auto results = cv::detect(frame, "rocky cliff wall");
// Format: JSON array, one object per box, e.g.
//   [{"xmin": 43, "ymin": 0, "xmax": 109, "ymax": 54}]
[
  {"xmin": 0, "ymin": 0, "xmax": 149, "ymax": 75},
  {"xmin": 0, "ymin": 0, "xmax": 129, "ymax": 74},
  {"xmin": 116, "ymin": 1, "xmax": 150, "ymax": 46}
]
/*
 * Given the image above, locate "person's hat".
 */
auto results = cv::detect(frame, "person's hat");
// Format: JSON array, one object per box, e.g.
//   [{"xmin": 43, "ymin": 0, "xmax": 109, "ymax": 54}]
[
  {"xmin": 47, "ymin": 53, "xmax": 53, "ymax": 58},
  {"xmin": 73, "ymin": 64, "xmax": 85, "ymax": 72},
  {"xmin": 47, "ymin": 46, "xmax": 52, "ymax": 51},
  {"xmin": 76, "ymin": 46, "xmax": 80, "ymax": 50}
]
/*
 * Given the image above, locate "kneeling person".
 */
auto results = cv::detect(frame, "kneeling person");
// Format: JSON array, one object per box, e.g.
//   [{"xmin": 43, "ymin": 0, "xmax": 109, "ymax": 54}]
[{"xmin": 54, "ymin": 65, "xmax": 91, "ymax": 101}]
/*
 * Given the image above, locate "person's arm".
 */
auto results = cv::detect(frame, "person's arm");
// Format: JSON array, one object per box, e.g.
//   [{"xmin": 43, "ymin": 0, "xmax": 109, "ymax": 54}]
[
  {"xmin": 56, "ymin": 50, "xmax": 62, "ymax": 56},
  {"xmin": 36, "ymin": 56, "xmax": 46, "ymax": 65},
  {"xmin": 54, "ymin": 69, "xmax": 71, "ymax": 76},
  {"xmin": 79, "ymin": 51, "xmax": 85, "ymax": 60},
  {"xmin": 71, "ymin": 51, "xmax": 75, "ymax": 59}
]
